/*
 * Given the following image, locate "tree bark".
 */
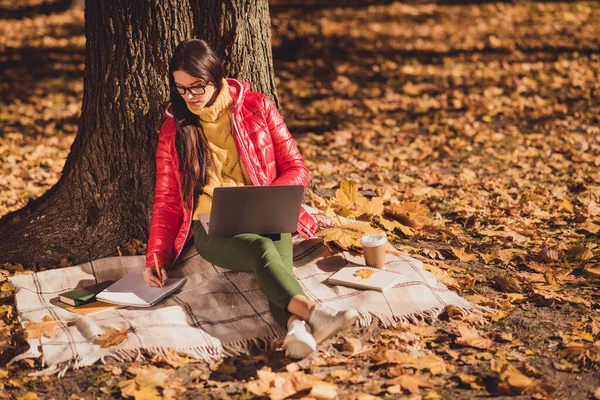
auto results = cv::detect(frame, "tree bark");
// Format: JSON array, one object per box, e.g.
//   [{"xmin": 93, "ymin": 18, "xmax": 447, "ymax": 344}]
[
  {"xmin": 193, "ymin": 0, "xmax": 280, "ymax": 109},
  {"xmin": 0, "ymin": 0, "xmax": 277, "ymax": 267}
]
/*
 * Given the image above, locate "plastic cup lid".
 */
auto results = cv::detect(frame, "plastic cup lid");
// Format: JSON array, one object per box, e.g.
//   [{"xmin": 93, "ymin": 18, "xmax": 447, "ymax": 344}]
[{"xmin": 360, "ymin": 232, "xmax": 387, "ymax": 247}]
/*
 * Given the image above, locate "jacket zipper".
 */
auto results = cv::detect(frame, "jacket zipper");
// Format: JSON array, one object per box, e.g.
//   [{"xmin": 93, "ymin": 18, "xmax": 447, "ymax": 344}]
[{"xmin": 230, "ymin": 83, "xmax": 259, "ymax": 186}]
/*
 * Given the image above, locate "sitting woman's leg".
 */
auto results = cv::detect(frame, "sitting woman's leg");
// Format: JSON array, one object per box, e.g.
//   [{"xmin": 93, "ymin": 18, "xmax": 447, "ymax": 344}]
[{"xmin": 192, "ymin": 221, "xmax": 305, "ymax": 325}]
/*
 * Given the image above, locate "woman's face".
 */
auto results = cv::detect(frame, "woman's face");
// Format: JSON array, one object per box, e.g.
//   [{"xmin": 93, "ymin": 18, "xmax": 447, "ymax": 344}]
[{"xmin": 173, "ymin": 70, "xmax": 218, "ymax": 112}]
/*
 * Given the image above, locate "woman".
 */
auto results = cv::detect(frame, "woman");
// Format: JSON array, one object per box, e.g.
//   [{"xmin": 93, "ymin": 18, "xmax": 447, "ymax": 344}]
[{"xmin": 143, "ymin": 39, "xmax": 358, "ymax": 359}]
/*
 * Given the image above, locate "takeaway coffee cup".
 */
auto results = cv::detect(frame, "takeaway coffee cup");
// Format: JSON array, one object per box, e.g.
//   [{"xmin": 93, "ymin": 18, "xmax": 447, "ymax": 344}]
[{"xmin": 361, "ymin": 232, "xmax": 388, "ymax": 268}]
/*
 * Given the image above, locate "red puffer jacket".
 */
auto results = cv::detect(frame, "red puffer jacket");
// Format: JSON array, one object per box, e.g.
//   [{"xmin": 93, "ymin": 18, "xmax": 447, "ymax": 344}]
[{"xmin": 145, "ymin": 79, "xmax": 319, "ymax": 269}]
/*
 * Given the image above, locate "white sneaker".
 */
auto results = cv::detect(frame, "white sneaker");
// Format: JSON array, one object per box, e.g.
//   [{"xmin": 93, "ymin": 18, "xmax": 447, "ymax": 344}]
[
  {"xmin": 308, "ymin": 305, "xmax": 359, "ymax": 344},
  {"xmin": 282, "ymin": 319, "xmax": 317, "ymax": 359}
]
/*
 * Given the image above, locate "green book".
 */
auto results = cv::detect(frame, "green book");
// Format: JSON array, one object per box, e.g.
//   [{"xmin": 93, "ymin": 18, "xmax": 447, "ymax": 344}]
[{"xmin": 59, "ymin": 280, "xmax": 115, "ymax": 306}]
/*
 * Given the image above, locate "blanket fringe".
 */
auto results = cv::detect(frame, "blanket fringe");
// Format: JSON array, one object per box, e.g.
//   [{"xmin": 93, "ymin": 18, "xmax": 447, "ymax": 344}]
[
  {"xmin": 361, "ymin": 303, "xmax": 481, "ymax": 329},
  {"xmin": 223, "ymin": 334, "xmax": 280, "ymax": 357},
  {"xmin": 6, "ymin": 346, "xmax": 42, "ymax": 368}
]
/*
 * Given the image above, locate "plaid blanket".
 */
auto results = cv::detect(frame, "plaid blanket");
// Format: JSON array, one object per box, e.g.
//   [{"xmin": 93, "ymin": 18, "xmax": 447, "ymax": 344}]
[{"xmin": 9, "ymin": 226, "xmax": 473, "ymax": 376}]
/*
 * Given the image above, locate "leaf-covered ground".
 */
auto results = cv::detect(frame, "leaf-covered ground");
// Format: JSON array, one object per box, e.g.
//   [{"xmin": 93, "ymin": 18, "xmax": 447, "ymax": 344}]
[{"xmin": 1, "ymin": 1, "xmax": 599, "ymax": 399}]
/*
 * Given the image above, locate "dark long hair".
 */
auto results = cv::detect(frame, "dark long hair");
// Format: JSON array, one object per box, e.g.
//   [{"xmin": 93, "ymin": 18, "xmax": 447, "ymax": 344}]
[{"xmin": 168, "ymin": 39, "xmax": 225, "ymax": 206}]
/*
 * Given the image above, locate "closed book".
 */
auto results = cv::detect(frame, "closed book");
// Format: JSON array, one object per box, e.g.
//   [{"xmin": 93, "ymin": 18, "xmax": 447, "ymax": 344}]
[
  {"xmin": 327, "ymin": 266, "xmax": 403, "ymax": 292},
  {"xmin": 59, "ymin": 280, "xmax": 115, "ymax": 306},
  {"xmin": 55, "ymin": 299, "xmax": 118, "ymax": 316}
]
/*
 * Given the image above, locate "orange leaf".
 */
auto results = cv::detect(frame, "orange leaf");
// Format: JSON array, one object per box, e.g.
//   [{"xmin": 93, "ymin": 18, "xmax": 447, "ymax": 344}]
[
  {"xmin": 384, "ymin": 202, "xmax": 431, "ymax": 229},
  {"xmin": 25, "ymin": 316, "xmax": 59, "ymax": 339},
  {"xmin": 97, "ymin": 327, "xmax": 128, "ymax": 348},
  {"xmin": 450, "ymin": 247, "xmax": 477, "ymax": 262},
  {"xmin": 386, "ymin": 374, "xmax": 433, "ymax": 394}
]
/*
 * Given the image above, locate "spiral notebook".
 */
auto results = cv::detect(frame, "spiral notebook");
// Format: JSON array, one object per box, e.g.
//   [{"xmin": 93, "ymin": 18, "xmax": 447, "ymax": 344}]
[{"xmin": 96, "ymin": 271, "xmax": 186, "ymax": 307}]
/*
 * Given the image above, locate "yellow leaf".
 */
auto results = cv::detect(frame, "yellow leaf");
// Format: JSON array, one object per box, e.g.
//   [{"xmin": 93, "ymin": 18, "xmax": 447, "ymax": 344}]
[
  {"xmin": 353, "ymin": 269, "xmax": 375, "ymax": 279},
  {"xmin": 16, "ymin": 393, "xmax": 40, "ymax": 400},
  {"xmin": 355, "ymin": 196, "xmax": 384, "ymax": 217},
  {"xmin": 318, "ymin": 221, "xmax": 378, "ymax": 251},
  {"xmin": 329, "ymin": 370, "xmax": 354, "ymax": 382},
  {"xmin": 336, "ymin": 179, "xmax": 358, "ymax": 207},
  {"xmin": 119, "ymin": 379, "xmax": 137, "ymax": 398},
  {"xmin": 308, "ymin": 381, "xmax": 338, "ymax": 399},
  {"xmin": 25, "ymin": 316, "xmax": 59, "ymax": 339},
  {"xmin": 0, "ymin": 282, "xmax": 15, "ymax": 292},
  {"xmin": 97, "ymin": 327, "xmax": 128, "ymax": 348},
  {"xmin": 558, "ymin": 198, "xmax": 574, "ymax": 213},
  {"xmin": 0, "ymin": 368, "xmax": 8, "ymax": 379},
  {"xmin": 579, "ymin": 220, "xmax": 600, "ymax": 234},
  {"xmin": 134, "ymin": 386, "xmax": 162, "ymax": 400},
  {"xmin": 379, "ymin": 217, "xmax": 414, "ymax": 237}
]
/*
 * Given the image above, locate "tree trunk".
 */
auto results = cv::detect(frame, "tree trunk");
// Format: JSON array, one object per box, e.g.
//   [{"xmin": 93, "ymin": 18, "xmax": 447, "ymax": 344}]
[
  {"xmin": 0, "ymin": 0, "xmax": 277, "ymax": 267},
  {"xmin": 193, "ymin": 0, "xmax": 280, "ymax": 109}
]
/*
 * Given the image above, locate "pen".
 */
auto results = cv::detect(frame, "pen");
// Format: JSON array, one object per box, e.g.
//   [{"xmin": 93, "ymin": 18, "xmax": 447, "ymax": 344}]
[{"xmin": 153, "ymin": 253, "xmax": 163, "ymax": 288}]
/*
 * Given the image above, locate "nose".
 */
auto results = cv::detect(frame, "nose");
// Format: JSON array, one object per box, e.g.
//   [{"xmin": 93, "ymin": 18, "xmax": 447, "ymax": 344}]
[{"xmin": 185, "ymin": 91, "xmax": 195, "ymax": 101}]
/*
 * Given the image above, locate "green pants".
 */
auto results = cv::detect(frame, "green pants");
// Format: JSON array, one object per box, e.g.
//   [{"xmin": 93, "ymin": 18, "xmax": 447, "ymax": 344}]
[{"xmin": 192, "ymin": 220, "xmax": 304, "ymax": 327}]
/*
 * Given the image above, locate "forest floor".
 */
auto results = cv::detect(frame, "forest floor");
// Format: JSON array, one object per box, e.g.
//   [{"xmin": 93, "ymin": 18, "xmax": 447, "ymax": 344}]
[{"xmin": 1, "ymin": 1, "xmax": 599, "ymax": 399}]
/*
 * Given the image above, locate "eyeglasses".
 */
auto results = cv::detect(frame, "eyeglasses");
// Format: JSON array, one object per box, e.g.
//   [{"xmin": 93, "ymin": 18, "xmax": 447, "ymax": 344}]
[{"xmin": 173, "ymin": 81, "xmax": 209, "ymax": 96}]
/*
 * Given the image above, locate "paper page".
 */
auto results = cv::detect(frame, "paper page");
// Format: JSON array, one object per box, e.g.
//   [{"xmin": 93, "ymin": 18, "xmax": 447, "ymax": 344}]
[{"xmin": 96, "ymin": 271, "xmax": 186, "ymax": 307}]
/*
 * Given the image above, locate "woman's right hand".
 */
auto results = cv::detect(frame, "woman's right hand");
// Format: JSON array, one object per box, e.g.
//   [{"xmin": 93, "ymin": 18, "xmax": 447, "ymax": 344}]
[{"xmin": 143, "ymin": 266, "xmax": 168, "ymax": 287}]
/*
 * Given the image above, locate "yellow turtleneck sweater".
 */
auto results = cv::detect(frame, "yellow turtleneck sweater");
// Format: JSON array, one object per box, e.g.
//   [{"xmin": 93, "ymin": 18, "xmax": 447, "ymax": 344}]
[{"xmin": 189, "ymin": 79, "xmax": 251, "ymax": 219}]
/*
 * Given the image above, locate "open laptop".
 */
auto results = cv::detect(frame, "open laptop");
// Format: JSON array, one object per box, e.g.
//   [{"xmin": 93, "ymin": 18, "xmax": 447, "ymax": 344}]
[{"xmin": 198, "ymin": 185, "xmax": 305, "ymax": 236}]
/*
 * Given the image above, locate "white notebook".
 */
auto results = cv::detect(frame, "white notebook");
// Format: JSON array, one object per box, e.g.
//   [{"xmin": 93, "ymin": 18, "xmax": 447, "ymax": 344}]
[
  {"xmin": 96, "ymin": 271, "xmax": 186, "ymax": 307},
  {"xmin": 327, "ymin": 266, "xmax": 403, "ymax": 292}
]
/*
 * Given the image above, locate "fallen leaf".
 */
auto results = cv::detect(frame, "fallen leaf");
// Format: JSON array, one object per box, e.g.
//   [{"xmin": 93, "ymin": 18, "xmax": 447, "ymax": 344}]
[
  {"xmin": 318, "ymin": 220, "xmax": 379, "ymax": 251},
  {"xmin": 455, "ymin": 323, "xmax": 494, "ymax": 350},
  {"xmin": 309, "ymin": 381, "xmax": 338, "ymax": 399},
  {"xmin": 134, "ymin": 386, "xmax": 161, "ymax": 400},
  {"xmin": 356, "ymin": 196, "xmax": 384, "ymax": 217},
  {"xmin": 456, "ymin": 373, "xmax": 485, "ymax": 390},
  {"xmin": 353, "ymin": 269, "xmax": 375, "ymax": 279},
  {"xmin": 336, "ymin": 179, "xmax": 359, "ymax": 206},
  {"xmin": 329, "ymin": 369, "xmax": 354, "ymax": 382},
  {"xmin": 566, "ymin": 246, "xmax": 594, "ymax": 261},
  {"xmin": 451, "ymin": 246, "xmax": 477, "ymax": 262},
  {"xmin": 16, "ymin": 393, "xmax": 40, "ymax": 400},
  {"xmin": 97, "ymin": 327, "xmax": 128, "ymax": 347},
  {"xmin": 342, "ymin": 335, "xmax": 362, "ymax": 356},
  {"xmin": 25, "ymin": 316, "xmax": 59, "ymax": 339},
  {"xmin": 384, "ymin": 202, "xmax": 431, "ymax": 229},
  {"xmin": 493, "ymin": 274, "xmax": 522, "ymax": 293},
  {"xmin": 386, "ymin": 374, "xmax": 433, "ymax": 394},
  {"xmin": 496, "ymin": 363, "xmax": 535, "ymax": 395},
  {"xmin": 379, "ymin": 216, "xmax": 414, "ymax": 237},
  {"xmin": 579, "ymin": 220, "xmax": 600, "ymax": 234}
]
